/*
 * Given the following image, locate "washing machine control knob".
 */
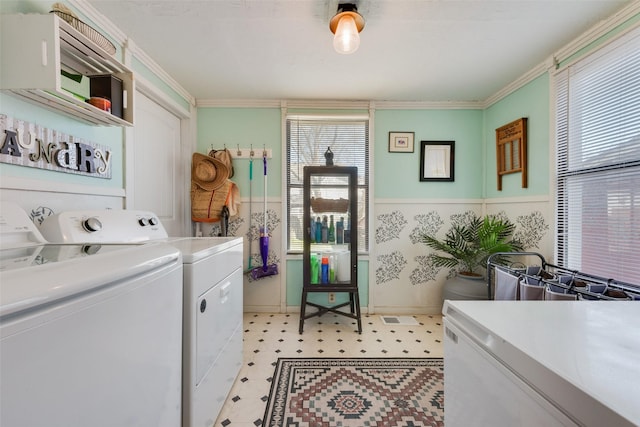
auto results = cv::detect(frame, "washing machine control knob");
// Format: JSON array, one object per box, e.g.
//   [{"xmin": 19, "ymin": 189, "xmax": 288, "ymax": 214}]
[
  {"xmin": 148, "ymin": 217, "xmax": 158, "ymax": 226},
  {"xmin": 200, "ymin": 299, "xmax": 207, "ymax": 313},
  {"xmin": 82, "ymin": 217, "xmax": 102, "ymax": 233},
  {"xmin": 138, "ymin": 218, "xmax": 149, "ymax": 226},
  {"xmin": 82, "ymin": 244, "xmax": 102, "ymax": 255}
]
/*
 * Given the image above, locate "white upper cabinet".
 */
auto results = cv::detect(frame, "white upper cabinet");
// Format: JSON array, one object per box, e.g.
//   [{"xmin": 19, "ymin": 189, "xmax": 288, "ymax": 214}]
[{"xmin": 1, "ymin": 13, "xmax": 134, "ymax": 126}]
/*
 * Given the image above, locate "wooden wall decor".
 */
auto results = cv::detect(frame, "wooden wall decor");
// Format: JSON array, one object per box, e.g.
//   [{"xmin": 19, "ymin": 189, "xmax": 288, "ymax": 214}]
[
  {"xmin": 0, "ymin": 114, "xmax": 112, "ymax": 179},
  {"xmin": 496, "ymin": 117, "xmax": 527, "ymax": 190}
]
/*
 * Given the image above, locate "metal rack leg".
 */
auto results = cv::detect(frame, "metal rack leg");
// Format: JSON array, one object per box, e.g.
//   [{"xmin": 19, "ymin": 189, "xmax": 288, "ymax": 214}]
[
  {"xmin": 299, "ymin": 289, "xmax": 308, "ymax": 334},
  {"xmin": 299, "ymin": 289, "xmax": 362, "ymax": 334},
  {"xmin": 353, "ymin": 291, "xmax": 362, "ymax": 334}
]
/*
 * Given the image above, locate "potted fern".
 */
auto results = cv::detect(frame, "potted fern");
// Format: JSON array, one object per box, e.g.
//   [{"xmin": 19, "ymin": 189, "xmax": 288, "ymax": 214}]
[{"xmin": 421, "ymin": 213, "xmax": 523, "ymax": 278}]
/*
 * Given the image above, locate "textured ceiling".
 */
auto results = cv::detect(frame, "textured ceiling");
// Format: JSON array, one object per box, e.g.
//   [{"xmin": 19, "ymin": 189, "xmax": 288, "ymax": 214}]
[{"xmin": 15, "ymin": 0, "xmax": 634, "ymax": 102}]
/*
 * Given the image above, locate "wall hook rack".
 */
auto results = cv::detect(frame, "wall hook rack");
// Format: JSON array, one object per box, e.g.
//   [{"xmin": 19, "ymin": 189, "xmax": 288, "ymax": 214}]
[{"xmin": 233, "ymin": 147, "xmax": 272, "ymax": 159}]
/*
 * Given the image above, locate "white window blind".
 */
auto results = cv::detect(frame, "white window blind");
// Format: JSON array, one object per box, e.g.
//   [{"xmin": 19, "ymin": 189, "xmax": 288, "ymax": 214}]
[
  {"xmin": 555, "ymin": 26, "xmax": 640, "ymax": 284},
  {"xmin": 286, "ymin": 115, "xmax": 369, "ymax": 253}
]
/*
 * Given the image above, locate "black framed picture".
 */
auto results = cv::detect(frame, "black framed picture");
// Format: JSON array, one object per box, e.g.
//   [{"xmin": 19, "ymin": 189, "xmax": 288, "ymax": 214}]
[{"xmin": 419, "ymin": 141, "xmax": 454, "ymax": 182}]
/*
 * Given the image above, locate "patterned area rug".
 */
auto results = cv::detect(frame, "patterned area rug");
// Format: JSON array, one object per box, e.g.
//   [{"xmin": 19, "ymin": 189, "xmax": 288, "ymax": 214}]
[{"xmin": 263, "ymin": 358, "xmax": 444, "ymax": 427}]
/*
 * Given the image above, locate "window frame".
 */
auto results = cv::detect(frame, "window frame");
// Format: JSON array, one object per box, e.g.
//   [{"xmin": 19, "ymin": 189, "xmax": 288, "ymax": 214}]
[
  {"xmin": 553, "ymin": 26, "xmax": 640, "ymax": 283},
  {"xmin": 285, "ymin": 113, "xmax": 370, "ymax": 255}
]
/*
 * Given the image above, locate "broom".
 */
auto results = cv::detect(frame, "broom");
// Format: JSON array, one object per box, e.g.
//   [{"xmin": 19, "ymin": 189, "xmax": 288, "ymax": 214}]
[{"xmin": 251, "ymin": 153, "xmax": 278, "ymax": 279}]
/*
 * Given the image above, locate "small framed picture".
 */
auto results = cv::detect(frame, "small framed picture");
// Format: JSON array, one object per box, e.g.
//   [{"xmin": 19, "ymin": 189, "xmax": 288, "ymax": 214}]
[
  {"xmin": 420, "ymin": 141, "xmax": 455, "ymax": 182},
  {"xmin": 389, "ymin": 132, "xmax": 415, "ymax": 153}
]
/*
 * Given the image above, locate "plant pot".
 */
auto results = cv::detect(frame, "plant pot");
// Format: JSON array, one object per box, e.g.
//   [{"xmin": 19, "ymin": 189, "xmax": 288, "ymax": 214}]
[{"xmin": 442, "ymin": 273, "xmax": 488, "ymax": 304}]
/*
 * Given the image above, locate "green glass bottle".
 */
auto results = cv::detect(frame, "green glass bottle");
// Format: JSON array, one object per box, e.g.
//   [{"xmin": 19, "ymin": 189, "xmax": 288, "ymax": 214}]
[{"xmin": 328, "ymin": 214, "xmax": 335, "ymax": 244}]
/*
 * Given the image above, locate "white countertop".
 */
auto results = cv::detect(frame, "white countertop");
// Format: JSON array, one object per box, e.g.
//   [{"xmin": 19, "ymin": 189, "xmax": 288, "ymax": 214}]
[
  {"xmin": 443, "ymin": 300, "xmax": 640, "ymax": 426},
  {"xmin": 164, "ymin": 236, "xmax": 242, "ymax": 263}
]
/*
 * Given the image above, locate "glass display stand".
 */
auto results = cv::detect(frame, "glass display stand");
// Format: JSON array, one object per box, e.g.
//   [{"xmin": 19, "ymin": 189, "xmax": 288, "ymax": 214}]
[{"xmin": 299, "ymin": 166, "xmax": 361, "ymax": 334}]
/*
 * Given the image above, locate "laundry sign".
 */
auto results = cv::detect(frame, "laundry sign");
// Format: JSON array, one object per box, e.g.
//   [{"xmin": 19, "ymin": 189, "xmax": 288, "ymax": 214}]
[{"xmin": 0, "ymin": 114, "xmax": 112, "ymax": 179}]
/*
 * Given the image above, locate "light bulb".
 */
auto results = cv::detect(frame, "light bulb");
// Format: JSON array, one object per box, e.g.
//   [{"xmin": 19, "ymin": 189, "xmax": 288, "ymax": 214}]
[{"xmin": 333, "ymin": 14, "xmax": 360, "ymax": 54}]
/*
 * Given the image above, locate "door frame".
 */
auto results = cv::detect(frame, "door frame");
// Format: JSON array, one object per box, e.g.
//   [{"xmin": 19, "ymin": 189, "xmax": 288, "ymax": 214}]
[{"xmin": 124, "ymin": 74, "xmax": 196, "ymax": 236}]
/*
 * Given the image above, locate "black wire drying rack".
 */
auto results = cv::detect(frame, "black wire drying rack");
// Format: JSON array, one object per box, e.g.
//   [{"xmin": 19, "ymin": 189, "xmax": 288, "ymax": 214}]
[{"xmin": 486, "ymin": 251, "xmax": 640, "ymax": 301}]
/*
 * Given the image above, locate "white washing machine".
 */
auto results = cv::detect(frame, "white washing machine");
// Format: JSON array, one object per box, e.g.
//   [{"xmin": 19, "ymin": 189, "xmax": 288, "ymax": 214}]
[
  {"xmin": 39, "ymin": 209, "xmax": 244, "ymax": 427},
  {"xmin": 0, "ymin": 202, "xmax": 183, "ymax": 427}
]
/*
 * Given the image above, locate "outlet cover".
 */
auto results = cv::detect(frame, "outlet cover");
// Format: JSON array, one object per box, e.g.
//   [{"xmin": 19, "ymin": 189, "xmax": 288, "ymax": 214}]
[{"xmin": 328, "ymin": 293, "xmax": 336, "ymax": 303}]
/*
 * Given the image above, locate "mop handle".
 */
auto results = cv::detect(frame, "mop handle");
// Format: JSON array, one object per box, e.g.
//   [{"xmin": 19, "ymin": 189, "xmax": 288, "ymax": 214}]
[
  {"xmin": 248, "ymin": 158, "xmax": 253, "ymax": 270},
  {"xmin": 263, "ymin": 155, "xmax": 267, "ymax": 232}
]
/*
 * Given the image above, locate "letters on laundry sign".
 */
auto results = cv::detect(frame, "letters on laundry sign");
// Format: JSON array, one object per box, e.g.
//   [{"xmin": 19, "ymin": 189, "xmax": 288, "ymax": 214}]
[{"xmin": 0, "ymin": 114, "xmax": 112, "ymax": 179}]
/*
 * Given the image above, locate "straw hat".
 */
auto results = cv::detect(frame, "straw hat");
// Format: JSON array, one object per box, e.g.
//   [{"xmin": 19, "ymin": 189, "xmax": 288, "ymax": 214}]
[{"xmin": 191, "ymin": 152, "xmax": 229, "ymax": 191}]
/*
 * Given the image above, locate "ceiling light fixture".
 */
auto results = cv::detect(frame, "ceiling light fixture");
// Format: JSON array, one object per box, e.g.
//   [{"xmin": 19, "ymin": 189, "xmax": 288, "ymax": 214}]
[{"xmin": 329, "ymin": 3, "xmax": 365, "ymax": 55}]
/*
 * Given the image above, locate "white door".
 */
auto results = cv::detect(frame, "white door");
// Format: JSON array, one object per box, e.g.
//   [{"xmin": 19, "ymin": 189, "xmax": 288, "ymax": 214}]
[{"xmin": 133, "ymin": 92, "xmax": 185, "ymax": 236}]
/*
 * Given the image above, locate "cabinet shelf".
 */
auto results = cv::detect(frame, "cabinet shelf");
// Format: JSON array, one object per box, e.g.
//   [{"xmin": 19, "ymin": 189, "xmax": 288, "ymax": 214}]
[
  {"xmin": 310, "ymin": 197, "xmax": 349, "ymax": 213},
  {"xmin": 300, "ymin": 166, "xmax": 361, "ymax": 334},
  {"xmin": 1, "ymin": 14, "xmax": 134, "ymax": 126}
]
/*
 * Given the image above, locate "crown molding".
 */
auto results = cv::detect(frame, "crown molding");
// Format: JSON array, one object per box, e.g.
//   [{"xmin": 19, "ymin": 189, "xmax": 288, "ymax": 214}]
[
  {"xmin": 374, "ymin": 100, "xmax": 483, "ymax": 110},
  {"xmin": 197, "ymin": 99, "xmax": 373, "ymax": 109},
  {"xmin": 197, "ymin": 99, "xmax": 482, "ymax": 110},
  {"xmin": 285, "ymin": 99, "xmax": 371, "ymax": 109},
  {"xmin": 71, "ymin": 0, "xmax": 639, "ymax": 113},
  {"xmin": 483, "ymin": 1, "xmax": 640, "ymax": 108},
  {"xmin": 136, "ymin": 74, "xmax": 192, "ymax": 119},
  {"xmin": 553, "ymin": 0, "xmax": 640, "ymax": 65},
  {"xmin": 482, "ymin": 60, "xmax": 551, "ymax": 109},
  {"xmin": 196, "ymin": 99, "xmax": 283, "ymax": 108},
  {"xmin": 125, "ymin": 39, "xmax": 196, "ymax": 107},
  {"xmin": 71, "ymin": 0, "xmax": 196, "ymax": 107},
  {"xmin": 68, "ymin": 0, "xmax": 127, "ymax": 45}
]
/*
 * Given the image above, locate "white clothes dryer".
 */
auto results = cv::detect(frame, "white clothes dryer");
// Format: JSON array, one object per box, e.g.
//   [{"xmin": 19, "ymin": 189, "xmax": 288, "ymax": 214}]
[
  {"xmin": 39, "ymin": 209, "xmax": 244, "ymax": 427},
  {"xmin": 0, "ymin": 203, "xmax": 183, "ymax": 427}
]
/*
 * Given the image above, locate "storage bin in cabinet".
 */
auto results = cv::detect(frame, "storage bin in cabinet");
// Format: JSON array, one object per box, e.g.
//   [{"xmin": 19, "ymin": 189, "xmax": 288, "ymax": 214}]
[{"xmin": 90, "ymin": 75, "xmax": 123, "ymax": 118}]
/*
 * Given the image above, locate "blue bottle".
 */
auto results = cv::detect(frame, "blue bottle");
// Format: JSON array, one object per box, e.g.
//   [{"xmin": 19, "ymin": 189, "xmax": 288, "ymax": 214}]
[
  {"xmin": 310, "ymin": 218, "xmax": 316, "ymax": 243},
  {"xmin": 315, "ymin": 217, "xmax": 322, "ymax": 243},
  {"xmin": 321, "ymin": 257, "xmax": 329, "ymax": 284},
  {"xmin": 344, "ymin": 214, "xmax": 351, "ymax": 244},
  {"xmin": 321, "ymin": 216, "xmax": 328, "ymax": 243},
  {"xmin": 336, "ymin": 217, "xmax": 344, "ymax": 244}
]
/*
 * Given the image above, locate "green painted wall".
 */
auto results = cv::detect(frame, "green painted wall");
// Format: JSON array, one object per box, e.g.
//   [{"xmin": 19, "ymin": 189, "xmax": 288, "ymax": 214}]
[
  {"xmin": 0, "ymin": 94, "xmax": 124, "ymax": 189},
  {"xmin": 286, "ymin": 259, "xmax": 369, "ymax": 307},
  {"xmin": 559, "ymin": 13, "xmax": 640, "ymax": 68},
  {"xmin": 197, "ymin": 108, "xmax": 282, "ymax": 198},
  {"xmin": 132, "ymin": 57, "xmax": 191, "ymax": 111},
  {"xmin": 374, "ymin": 109, "xmax": 484, "ymax": 199},
  {"xmin": 0, "ymin": 3, "xmax": 125, "ymax": 189},
  {"xmin": 0, "ymin": 1, "xmax": 193, "ymax": 193},
  {"xmin": 197, "ymin": 104, "xmax": 547, "ymax": 307},
  {"xmin": 196, "ymin": 106, "xmax": 492, "ymax": 307},
  {"xmin": 483, "ymin": 74, "xmax": 550, "ymax": 198},
  {"xmin": 197, "ymin": 107, "xmax": 371, "ymax": 308}
]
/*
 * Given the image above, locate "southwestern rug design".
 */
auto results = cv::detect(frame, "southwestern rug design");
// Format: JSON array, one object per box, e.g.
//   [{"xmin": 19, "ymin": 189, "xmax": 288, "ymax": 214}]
[{"xmin": 262, "ymin": 357, "xmax": 444, "ymax": 427}]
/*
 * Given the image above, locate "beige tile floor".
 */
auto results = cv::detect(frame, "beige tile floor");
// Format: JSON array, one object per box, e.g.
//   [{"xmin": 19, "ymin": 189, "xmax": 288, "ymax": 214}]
[{"xmin": 215, "ymin": 312, "xmax": 444, "ymax": 427}]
